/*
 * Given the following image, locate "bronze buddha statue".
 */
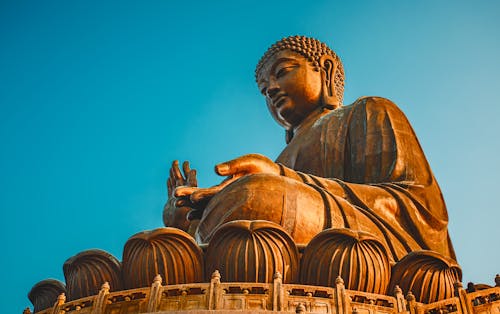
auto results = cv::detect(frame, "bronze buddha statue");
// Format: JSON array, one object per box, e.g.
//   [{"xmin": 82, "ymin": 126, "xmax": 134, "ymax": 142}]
[
  {"xmin": 163, "ymin": 35, "xmax": 461, "ymax": 301},
  {"xmin": 27, "ymin": 37, "xmax": 465, "ymax": 312}
]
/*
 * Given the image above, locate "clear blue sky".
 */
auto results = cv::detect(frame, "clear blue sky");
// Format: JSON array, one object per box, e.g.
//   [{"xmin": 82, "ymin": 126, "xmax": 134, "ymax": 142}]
[{"xmin": 1, "ymin": 1, "xmax": 499, "ymax": 312}]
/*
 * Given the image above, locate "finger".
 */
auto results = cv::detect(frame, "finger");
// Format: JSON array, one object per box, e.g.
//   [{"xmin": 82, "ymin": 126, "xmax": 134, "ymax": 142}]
[
  {"xmin": 169, "ymin": 160, "xmax": 178, "ymax": 180},
  {"xmin": 174, "ymin": 186, "xmax": 199, "ymax": 197},
  {"xmin": 187, "ymin": 169, "xmax": 198, "ymax": 187},
  {"xmin": 215, "ymin": 154, "xmax": 265, "ymax": 176},
  {"xmin": 182, "ymin": 161, "xmax": 191, "ymax": 177},
  {"xmin": 167, "ymin": 177, "xmax": 173, "ymax": 196},
  {"xmin": 171, "ymin": 160, "xmax": 185, "ymax": 185},
  {"xmin": 190, "ymin": 185, "xmax": 222, "ymax": 203},
  {"xmin": 189, "ymin": 176, "xmax": 237, "ymax": 203}
]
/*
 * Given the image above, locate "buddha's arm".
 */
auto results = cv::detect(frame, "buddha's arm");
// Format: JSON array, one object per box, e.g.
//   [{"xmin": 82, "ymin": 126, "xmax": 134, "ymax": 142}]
[
  {"xmin": 277, "ymin": 163, "xmax": 398, "ymax": 216},
  {"xmin": 172, "ymin": 154, "xmax": 281, "ymax": 219},
  {"xmin": 276, "ymin": 160, "xmax": 450, "ymax": 258}
]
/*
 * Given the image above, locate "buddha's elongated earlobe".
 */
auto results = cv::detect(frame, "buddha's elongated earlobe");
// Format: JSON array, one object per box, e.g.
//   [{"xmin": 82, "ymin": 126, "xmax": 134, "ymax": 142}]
[{"xmin": 319, "ymin": 55, "xmax": 340, "ymax": 110}]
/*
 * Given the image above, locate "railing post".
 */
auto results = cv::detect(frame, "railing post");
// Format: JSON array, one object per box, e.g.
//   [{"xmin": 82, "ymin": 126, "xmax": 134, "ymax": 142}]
[
  {"xmin": 91, "ymin": 282, "xmax": 110, "ymax": 314},
  {"xmin": 296, "ymin": 302, "xmax": 306, "ymax": 313},
  {"xmin": 335, "ymin": 276, "xmax": 351, "ymax": 314},
  {"xmin": 51, "ymin": 293, "xmax": 66, "ymax": 314},
  {"xmin": 147, "ymin": 275, "xmax": 163, "ymax": 313},
  {"xmin": 273, "ymin": 272, "xmax": 283, "ymax": 311},
  {"xmin": 454, "ymin": 282, "xmax": 472, "ymax": 314},
  {"xmin": 208, "ymin": 270, "xmax": 221, "ymax": 310},
  {"xmin": 394, "ymin": 285, "xmax": 407, "ymax": 313},
  {"xmin": 406, "ymin": 291, "xmax": 417, "ymax": 314}
]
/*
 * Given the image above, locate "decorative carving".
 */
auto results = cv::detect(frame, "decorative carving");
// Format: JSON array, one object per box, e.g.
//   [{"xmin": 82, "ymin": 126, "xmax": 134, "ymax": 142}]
[
  {"xmin": 53, "ymin": 293, "xmax": 66, "ymax": 313},
  {"xmin": 393, "ymin": 285, "xmax": 407, "ymax": 312},
  {"xmin": 25, "ymin": 268, "xmax": 500, "ymax": 313},
  {"xmin": 208, "ymin": 270, "xmax": 222, "ymax": 310},
  {"xmin": 300, "ymin": 228, "xmax": 390, "ymax": 294},
  {"xmin": 122, "ymin": 227, "xmax": 203, "ymax": 289},
  {"xmin": 63, "ymin": 249, "xmax": 122, "ymax": 301},
  {"xmin": 273, "ymin": 272, "xmax": 284, "ymax": 311},
  {"xmin": 467, "ymin": 282, "xmax": 493, "ymax": 292},
  {"xmin": 28, "ymin": 279, "xmax": 66, "ymax": 312},
  {"xmin": 389, "ymin": 250, "xmax": 462, "ymax": 303},
  {"xmin": 295, "ymin": 302, "xmax": 306, "ymax": 313},
  {"xmin": 146, "ymin": 275, "xmax": 163, "ymax": 312},
  {"xmin": 204, "ymin": 220, "xmax": 299, "ymax": 283},
  {"xmin": 90, "ymin": 282, "xmax": 110, "ymax": 314}
]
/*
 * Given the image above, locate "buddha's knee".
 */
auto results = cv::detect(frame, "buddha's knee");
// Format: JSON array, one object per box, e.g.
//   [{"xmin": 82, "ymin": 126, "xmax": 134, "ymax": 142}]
[
  {"xmin": 197, "ymin": 173, "xmax": 326, "ymax": 244},
  {"xmin": 389, "ymin": 251, "xmax": 462, "ymax": 303},
  {"xmin": 300, "ymin": 228, "xmax": 391, "ymax": 294}
]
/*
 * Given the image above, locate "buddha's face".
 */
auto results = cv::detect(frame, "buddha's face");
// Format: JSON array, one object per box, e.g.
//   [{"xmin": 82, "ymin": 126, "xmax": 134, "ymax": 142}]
[{"xmin": 257, "ymin": 50, "xmax": 322, "ymax": 129}]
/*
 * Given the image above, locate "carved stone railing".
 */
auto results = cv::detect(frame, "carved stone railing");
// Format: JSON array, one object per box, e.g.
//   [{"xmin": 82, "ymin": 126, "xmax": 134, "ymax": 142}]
[{"xmin": 25, "ymin": 272, "xmax": 500, "ymax": 314}]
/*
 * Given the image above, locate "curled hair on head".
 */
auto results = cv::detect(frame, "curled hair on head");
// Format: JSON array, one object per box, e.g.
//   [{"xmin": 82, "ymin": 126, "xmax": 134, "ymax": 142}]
[{"xmin": 255, "ymin": 35, "xmax": 345, "ymax": 104}]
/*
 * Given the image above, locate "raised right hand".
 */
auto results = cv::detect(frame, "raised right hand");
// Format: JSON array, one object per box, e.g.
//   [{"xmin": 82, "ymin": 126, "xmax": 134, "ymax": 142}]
[{"xmin": 162, "ymin": 160, "xmax": 198, "ymax": 230}]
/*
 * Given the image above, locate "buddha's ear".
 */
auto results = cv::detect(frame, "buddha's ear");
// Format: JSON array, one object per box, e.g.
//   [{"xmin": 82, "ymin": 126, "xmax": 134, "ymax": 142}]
[{"xmin": 319, "ymin": 55, "xmax": 340, "ymax": 109}]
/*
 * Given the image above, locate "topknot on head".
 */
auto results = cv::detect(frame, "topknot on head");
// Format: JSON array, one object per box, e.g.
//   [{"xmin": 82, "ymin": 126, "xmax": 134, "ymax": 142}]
[{"xmin": 255, "ymin": 35, "xmax": 344, "ymax": 103}]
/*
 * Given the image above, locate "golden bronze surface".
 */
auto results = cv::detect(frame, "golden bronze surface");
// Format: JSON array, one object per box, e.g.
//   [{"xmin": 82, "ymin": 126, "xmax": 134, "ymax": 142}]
[
  {"xmin": 28, "ymin": 35, "xmax": 480, "ymax": 312},
  {"xmin": 27, "ymin": 279, "xmax": 66, "ymax": 313},
  {"xmin": 27, "ymin": 273, "xmax": 500, "ymax": 314},
  {"xmin": 300, "ymin": 228, "xmax": 391, "ymax": 295},
  {"xmin": 122, "ymin": 228, "xmax": 204, "ymax": 289},
  {"xmin": 162, "ymin": 36, "xmax": 460, "ymax": 301},
  {"xmin": 63, "ymin": 249, "xmax": 122, "ymax": 301},
  {"xmin": 204, "ymin": 220, "xmax": 300, "ymax": 284}
]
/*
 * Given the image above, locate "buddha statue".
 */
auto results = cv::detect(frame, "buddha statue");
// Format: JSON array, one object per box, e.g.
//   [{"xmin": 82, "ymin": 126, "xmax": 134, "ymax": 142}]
[
  {"xmin": 26, "ymin": 36, "xmax": 476, "ymax": 312},
  {"xmin": 163, "ymin": 35, "xmax": 461, "ymax": 301}
]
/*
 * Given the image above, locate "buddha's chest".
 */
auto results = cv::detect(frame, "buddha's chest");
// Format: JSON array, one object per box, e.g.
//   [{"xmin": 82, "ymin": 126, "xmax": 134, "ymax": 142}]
[{"xmin": 276, "ymin": 122, "xmax": 331, "ymax": 177}]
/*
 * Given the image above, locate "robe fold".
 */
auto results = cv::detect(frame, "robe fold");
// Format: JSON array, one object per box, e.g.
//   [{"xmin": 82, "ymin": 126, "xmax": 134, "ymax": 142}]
[{"xmin": 197, "ymin": 96, "xmax": 455, "ymax": 262}]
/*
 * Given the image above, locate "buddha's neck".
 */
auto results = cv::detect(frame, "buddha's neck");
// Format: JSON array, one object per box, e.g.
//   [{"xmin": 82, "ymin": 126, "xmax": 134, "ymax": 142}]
[{"xmin": 293, "ymin": 107, "xmax": 330, "ymax": 136}]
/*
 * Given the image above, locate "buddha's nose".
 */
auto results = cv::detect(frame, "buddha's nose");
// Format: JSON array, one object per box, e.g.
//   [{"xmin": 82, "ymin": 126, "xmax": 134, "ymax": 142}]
[{"xmin": 266, "ymin": 82, "xmax": 280, "ymax": 99}]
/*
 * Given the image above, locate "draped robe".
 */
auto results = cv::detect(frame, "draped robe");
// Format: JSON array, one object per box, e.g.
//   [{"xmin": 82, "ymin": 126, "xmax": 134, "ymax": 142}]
[{"xmin": 196, "ymin": 96, "xmax": 456, "ymax": 262}]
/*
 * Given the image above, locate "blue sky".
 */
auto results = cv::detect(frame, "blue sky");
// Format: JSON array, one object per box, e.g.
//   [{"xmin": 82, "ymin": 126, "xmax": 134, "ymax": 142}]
[{"xmin": 1, "ymin": 1, "xmax": 499, "ymax": 312}]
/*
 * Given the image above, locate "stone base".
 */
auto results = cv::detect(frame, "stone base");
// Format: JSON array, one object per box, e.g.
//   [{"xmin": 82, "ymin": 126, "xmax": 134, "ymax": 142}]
[{"xmin": 28, "ymin": 274, "xmax": 500, "ymax": 314}]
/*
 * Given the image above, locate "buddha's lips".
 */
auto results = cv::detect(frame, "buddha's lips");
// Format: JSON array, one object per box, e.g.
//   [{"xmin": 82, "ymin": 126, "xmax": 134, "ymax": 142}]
[{"xmin": 273, "ymin": 94, "xmax": 288, "ymax": 108}]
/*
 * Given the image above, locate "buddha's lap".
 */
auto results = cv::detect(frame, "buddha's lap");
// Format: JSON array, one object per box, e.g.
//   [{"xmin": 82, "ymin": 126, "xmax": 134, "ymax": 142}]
[
  {"xmin": 192, "ymin": 173, "xmax": 459, "ymax": 302},
  {"xmin": 197, "ymin": 173, "xmax": 328, "ymax": 244},
  {"xmin": 197, "ymin": 173, "xmax": 394, "ymax": 247}
]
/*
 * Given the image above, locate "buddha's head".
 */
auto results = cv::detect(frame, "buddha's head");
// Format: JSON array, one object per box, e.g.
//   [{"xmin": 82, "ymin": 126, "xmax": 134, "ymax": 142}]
[{"xmin": 255, "ymin": 36, "xmax": 344, "ymax": 141}]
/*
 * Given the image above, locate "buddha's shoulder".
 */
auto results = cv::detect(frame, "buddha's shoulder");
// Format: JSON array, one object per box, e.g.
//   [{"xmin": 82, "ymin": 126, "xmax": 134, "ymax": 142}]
[{"xmin": 346, "ymin": 96, "xmax": 406, "ymax": 115}]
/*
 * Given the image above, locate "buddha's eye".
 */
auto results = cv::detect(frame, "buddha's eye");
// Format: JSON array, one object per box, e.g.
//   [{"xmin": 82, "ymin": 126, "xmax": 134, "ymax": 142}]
[
  {"xmin": 275, "ymin": 64, "xmax": 297, "ymax": 79},
  {"xmin": 260, "ymin": 87, "xmax": 267, "ymax": 95},
  {"xmin": 276, "ymin": 67, "xmax": 291, "ymax": 78}
]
